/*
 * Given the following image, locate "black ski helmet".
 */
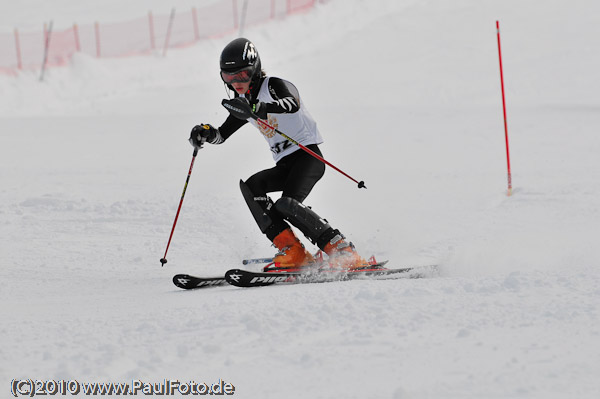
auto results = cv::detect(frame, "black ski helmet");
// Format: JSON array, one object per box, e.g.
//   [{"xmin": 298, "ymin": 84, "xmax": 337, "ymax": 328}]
[{"xmin": 220, "ymin": 38, "xmax": 261, "ymax": 83}]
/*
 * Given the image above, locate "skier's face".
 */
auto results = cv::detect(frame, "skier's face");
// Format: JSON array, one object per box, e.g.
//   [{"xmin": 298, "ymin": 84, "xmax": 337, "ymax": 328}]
[{"xmin": 231, "ymin": 81, "xmax": 251, "ymax": 95}]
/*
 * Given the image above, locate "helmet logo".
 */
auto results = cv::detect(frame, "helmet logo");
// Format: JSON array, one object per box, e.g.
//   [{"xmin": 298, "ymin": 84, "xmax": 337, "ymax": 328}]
[{"xmin": 243, "ymin": 42, "xmax": 258, "ymax": 63}]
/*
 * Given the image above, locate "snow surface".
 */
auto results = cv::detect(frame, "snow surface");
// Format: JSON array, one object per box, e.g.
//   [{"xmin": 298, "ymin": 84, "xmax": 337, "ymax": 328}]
[{"xmin": 2, "ymin": 0, "xmax": 600, "ymax": 398}]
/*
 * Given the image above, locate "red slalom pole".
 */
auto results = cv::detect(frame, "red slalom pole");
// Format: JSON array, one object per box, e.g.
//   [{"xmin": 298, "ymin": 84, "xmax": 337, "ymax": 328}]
[
  {"xmin": 160, "ymin": 148, "xmax": 199, "ymax": 266},
  {"xmin": 496, "ymin": 20, "xmax": 512, "ymax": 196}
]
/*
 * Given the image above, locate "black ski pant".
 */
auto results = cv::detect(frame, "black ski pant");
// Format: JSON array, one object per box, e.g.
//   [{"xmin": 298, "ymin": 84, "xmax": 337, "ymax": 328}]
[{"xmin": 243, "ymin": 144, "xmax": 326, "ymax": 242}]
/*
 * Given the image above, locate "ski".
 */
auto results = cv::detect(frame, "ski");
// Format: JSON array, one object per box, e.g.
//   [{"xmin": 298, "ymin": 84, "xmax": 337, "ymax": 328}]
[
  {"xmin": 224, "ymin": 264, "xmax": 438, "ymax": 288},
  {"xmin": 173, "ymin": 260, "xmax": 438, "ymax": 290},
  {"xmin": 242, "ymin": 249, "xmax": 326, "ymax": 265},
  {"xmin": 172, "ymin": 255, "xmax": 275, "ymax": 289},
  {"xmin": 172, "ymin": 274, "xmax": 227, "ymax": 290},
  {"xmin": 242, "ymin": 257, "xmax": 273, "ymax": 265}
]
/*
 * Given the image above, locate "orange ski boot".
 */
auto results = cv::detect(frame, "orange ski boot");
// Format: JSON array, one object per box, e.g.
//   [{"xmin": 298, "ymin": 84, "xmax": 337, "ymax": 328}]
[
  {"xmin": 323, "ymin": 234, "xmax": 370, "ymax": 270},
  {"xmin": 271, "ymin": 228, "xmax": 314, "ymax": 269}
]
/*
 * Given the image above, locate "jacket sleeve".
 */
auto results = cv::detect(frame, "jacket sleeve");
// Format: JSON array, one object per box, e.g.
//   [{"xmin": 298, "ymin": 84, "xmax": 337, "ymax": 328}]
[
  {"xmin": 263, "ymin": 77, "xmax": 301, "ymax": 114},
  {"xmin": 214, "ymin": 114, "xmax": 248, "ymax": 143}
]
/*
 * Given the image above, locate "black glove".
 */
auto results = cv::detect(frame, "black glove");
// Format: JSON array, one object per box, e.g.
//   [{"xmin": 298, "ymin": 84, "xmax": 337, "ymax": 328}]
[
  {"xmin": 189, "ymin": 124, "xmax": 218, "ymax": 149},
  {"xmin": 252, "ymin": 101, "xmax": 268, "ymax": 119},
  {"xmin": 222, "ymin": 97, "xmax": 266, "ymax": 120}
]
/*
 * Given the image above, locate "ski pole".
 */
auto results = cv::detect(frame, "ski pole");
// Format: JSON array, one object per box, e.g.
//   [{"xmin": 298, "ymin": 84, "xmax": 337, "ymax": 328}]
[
  {"xmin": 255, "ymin": 117, "xmax": 366, "ymax": 189},
  {"xmin": 221, "ymin": 100, "xmax": 367, "ymax": 188},
  {"xmin": 222, "ymin": 99, "xmax": 366, "ymax": 188},
  {"xmin": 160, "ymin": 147, "xmax": 199, "ymax": 266}
]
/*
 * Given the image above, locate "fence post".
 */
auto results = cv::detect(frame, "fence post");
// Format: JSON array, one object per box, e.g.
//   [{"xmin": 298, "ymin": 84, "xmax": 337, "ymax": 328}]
[
  {"xmin": 162, "ymin": 8, "xmax": 176, "ymax": 57},
  {"xmin": 148, "ymin": 11, "xmax": 156, "ymax": 50},
  {"xmin": 40, "ymin": 20, "xmax": 53, "ymax": 81},
  {"xmin": 232, "ymin": 0, "xmax": 239, "ymax": 30},
  {"xmin": 239, "ymin": 0, "xmax": 249, "ymax": 36},
  {"xmin": 192, "ymin": 7, "xmax": 200, "ymax": 41},
  {"xmin": 73, "ymin": 24, "xmax": 81, "ymax": 52},
  {"xmin": 14, "ymin": 28, "xmax": 23, "ymax": 70},
  {"xmin": 94, "ymin": 22, "xmax": 101, "ymax": 57}
]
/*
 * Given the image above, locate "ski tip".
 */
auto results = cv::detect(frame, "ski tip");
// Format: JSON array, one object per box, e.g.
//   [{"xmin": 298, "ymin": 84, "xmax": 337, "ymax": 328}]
[
  {"xmin": 172, "ymin": 274, "xmax": 189, "ymax": 288},
  {"xmin": 172, "ymin": 274, "xmax": 227, "ymax": 290}
]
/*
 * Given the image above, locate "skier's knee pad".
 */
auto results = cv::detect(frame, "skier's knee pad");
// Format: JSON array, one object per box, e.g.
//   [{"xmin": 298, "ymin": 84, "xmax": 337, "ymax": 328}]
[
  {"xmin": 274, "ymin": 196, "xmax": 331, "ymax": 243},
  {"xmin": 239, "ymin": 179, "xmax": 274, "ymax": 233}
]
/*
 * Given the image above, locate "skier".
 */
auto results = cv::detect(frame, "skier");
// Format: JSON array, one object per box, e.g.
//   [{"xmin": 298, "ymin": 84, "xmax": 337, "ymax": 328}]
[{"xmin": 189, "ymin": 38, "xmax": 369, "ymax": 270}]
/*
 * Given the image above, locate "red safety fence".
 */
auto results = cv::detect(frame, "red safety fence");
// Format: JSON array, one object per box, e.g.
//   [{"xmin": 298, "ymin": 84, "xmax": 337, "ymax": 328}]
[{"xmin": 0, "ymin": 0, "xmax": 317, "ymax": 75}]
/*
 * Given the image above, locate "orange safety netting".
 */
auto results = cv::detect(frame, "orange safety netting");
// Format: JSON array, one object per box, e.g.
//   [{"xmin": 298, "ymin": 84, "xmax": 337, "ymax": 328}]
[{"xmin": 0, "ymin": 0, "xmax": 316, "ymax": 74}]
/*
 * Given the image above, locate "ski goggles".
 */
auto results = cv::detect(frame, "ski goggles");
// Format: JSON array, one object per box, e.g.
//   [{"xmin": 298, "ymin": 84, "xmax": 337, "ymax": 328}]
[{"xmin": 220, "ymin": 66, "xmax": 254, "ymax": 84}]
